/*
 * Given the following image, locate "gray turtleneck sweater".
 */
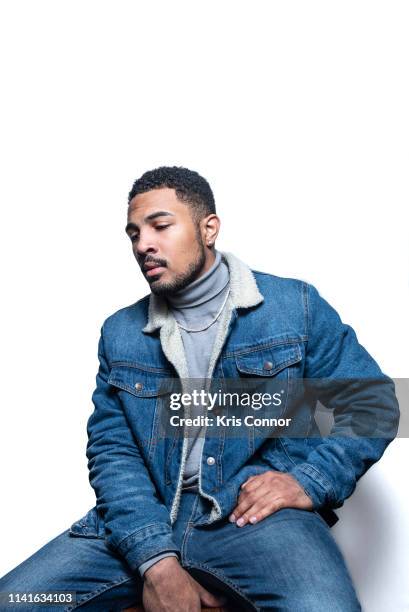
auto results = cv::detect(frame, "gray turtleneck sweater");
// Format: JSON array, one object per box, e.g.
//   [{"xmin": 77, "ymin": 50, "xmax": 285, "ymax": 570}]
[
  {"xmin": 167, "ymin": 250, "xmax": 230, "ymax": 489},
  {"xmin": 138, "ymin": 250, "xmax": 230, "ymax": 577}
]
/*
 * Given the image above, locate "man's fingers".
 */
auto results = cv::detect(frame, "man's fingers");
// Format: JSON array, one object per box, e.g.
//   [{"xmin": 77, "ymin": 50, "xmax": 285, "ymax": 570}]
[
  {"xmin": 238, "ymin": 482, "xmax": 270, "ymax": 509},
  {"xmin": 194, "ymin": 580, "xmax": 227, "ymax": 607},
  {"xmin": 229, "ymin": 483, "xmax": 272, "ymax": 523},
  {"xmin": 234, "ymin": 497, "xmax": 286, "ymax": 527},
  {"xmin": 229, "ymin": 470, "xmax": 316, "ymax": 527},
  {"xmin": 241, "ymin": 476, "xmax": 264, "ymax": 491},
  {"xmin": 229, "ymin": 477, "xmax": 266, "ymax": 521},
  {"xmin": 246, "ymin": 498, "xmax": 286, "ymax": 524},
  {"xmin": 240, "ymin": 474, "xmax": 259, "ymax": 488},
  {"xmin": 241, "ymin": 470, "xmax": 279, "ymax": 490}
]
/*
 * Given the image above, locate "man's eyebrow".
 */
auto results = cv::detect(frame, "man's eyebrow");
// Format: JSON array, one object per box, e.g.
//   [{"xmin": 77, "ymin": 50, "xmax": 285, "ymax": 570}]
[
  {"xmin": 145, "ymin": 211, "xmax": 174, "ymax": 221},
  {"xmin": 125, "ymin": 211, "xmax": 174, "ymax": 235}
]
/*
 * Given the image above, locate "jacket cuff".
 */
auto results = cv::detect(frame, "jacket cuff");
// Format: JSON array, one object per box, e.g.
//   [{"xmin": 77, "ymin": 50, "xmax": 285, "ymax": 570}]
[
  {"xmin": 289, "ymin": 463, "xmax": 337, "ymax": 509},
  {"xmin": 115, "ymin": 523, "xmax": 180, "ymax": 571},
  {"xmin": 138, "ymin": 552, "xmax": 179, "ymax": 578}
]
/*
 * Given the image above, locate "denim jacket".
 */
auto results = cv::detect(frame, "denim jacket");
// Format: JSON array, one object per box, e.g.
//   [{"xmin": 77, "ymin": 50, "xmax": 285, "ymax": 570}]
[{"xmin": 69, "ymin": 252, "xmax": 399, "ymax": 572}]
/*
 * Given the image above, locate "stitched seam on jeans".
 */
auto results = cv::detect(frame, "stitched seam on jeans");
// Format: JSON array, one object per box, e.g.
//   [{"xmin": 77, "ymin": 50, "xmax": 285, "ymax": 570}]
[
  {"xmin": 64, "ymin": 575, "xmax": 134, "ymax": 611},
  {"xmin": 184, "ymin": 561, "xmax": 260, "ymax": 611},
  {"xmin": 181, "ymin": 525, "xmax": 194, "ymax": 564},
  {"xmin": 180, "ymin": 495, "xmax": 201, "ymax": 561},
  {"xmin": 246, "ymin": 512, "xmax": 321, "ymax": 526}
]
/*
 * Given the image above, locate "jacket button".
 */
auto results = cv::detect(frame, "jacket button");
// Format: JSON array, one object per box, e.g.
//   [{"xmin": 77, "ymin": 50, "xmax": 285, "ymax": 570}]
[
  {"xmin": 263, "ymin": 361, "xmax": 273, "ymax": 370},
  {"xmin": 206, "ymin": 456, "xmax": 216, "ymax": 466},
  {"xmin": 135, "ymin": 382, "xmax": 143, "ymax": 390}
]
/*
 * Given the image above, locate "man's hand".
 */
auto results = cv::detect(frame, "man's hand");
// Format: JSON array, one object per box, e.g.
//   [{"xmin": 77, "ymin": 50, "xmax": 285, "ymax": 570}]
[
  {"xmin": 229, "ymin": 470, "xmax": 314, "ymax": 527},
  {"xmin": 143, "ymin": 556, "xmax": 227, "ymax": 612}
]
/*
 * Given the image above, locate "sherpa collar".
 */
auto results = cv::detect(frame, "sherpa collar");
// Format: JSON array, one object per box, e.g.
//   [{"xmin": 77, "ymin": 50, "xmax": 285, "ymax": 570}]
[{"xmin": 142, "ymin": 251, "xmax": 264, "ymax": 334}]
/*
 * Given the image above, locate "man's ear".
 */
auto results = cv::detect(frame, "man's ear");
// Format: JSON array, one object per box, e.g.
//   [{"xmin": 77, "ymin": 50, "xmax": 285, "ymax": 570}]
[{"xmin": 203, "ymin": 214, "xmax": 220, "ymax": 246}]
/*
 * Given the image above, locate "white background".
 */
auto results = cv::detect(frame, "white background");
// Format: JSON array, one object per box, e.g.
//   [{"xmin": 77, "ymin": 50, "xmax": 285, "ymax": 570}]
[{"xmin": 0, "ymin": 1, "xmax": 408, "ymax": 610}]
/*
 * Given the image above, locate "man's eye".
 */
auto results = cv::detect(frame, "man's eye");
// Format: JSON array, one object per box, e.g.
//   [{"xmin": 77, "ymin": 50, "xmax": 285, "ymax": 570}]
[
  {"xmin": 130, "ymin": 234, "xmax": 139, "ymax": 242},
  {"xmin": 156, "ymin": 225, "xmax": 170, "ymax": 230}
]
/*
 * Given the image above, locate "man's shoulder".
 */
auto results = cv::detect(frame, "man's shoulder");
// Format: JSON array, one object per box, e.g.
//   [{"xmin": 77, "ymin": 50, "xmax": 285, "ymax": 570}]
[
  {"xmin": 251, "ymin": 268, "xmax": 309, "ymax": 298},
  {"xmin": 101, "ymin": 294, "xmax": 150, "ymax": 331}
]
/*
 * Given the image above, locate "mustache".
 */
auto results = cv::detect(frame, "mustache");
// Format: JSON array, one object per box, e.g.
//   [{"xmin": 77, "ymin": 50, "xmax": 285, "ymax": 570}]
[{"xmin": 139, "ymin": 255, "xmax": 168, "ymax": 269}]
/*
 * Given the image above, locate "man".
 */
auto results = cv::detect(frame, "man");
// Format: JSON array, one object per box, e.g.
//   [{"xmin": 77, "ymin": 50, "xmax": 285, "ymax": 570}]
[{"xmin": 0, "ymin": 166, "xmax": 399, "ymax": 611}]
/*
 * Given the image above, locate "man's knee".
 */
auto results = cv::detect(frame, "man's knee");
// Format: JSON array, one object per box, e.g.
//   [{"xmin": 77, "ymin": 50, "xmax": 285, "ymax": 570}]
[
  {"xmin": 0, "ymin": 560, "xmax": 46, "ymax": 598},
  {"xmin": 0, "ymin": 529, "xmax": 76, "ymax": 594},
  {"xmin": 282, "ymin": 587, "xmax": 361, "ymax": 612}
]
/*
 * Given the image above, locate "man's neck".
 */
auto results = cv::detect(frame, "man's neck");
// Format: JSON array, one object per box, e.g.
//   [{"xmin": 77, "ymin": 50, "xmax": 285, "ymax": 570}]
[{"xmin": 166, "ymin": 250, "xmax": 229, "ymax": 310}]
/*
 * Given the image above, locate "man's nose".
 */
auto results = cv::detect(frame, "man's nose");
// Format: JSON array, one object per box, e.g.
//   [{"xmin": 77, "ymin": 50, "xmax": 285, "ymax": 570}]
[{"xmin": 135, "ymin": 233, "xmax": 158, "ymax": 257}]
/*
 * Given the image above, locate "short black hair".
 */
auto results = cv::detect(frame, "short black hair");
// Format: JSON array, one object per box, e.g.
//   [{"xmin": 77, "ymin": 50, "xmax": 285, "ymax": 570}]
[{"xmin": 128, "ymin": 166, "xmax": 216, "ymax": 220}]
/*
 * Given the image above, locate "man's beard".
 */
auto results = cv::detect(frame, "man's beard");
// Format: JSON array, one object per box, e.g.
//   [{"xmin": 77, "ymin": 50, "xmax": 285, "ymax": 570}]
[{"xmin": 149, "ymin": 241, "xmax": 206, "ymax": 297}]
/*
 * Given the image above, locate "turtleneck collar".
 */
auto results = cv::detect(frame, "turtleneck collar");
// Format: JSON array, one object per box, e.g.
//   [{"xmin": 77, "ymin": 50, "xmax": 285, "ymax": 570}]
[{"xmin": 165, "ymin": 250, "xmax": 229, "ymax": 311}]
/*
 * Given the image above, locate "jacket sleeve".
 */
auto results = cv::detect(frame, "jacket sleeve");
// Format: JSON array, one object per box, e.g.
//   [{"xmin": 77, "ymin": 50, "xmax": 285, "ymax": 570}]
[
  {"xmin": 289, "ymin": 283, "xmax": 400, "ymax": 510},
  {"xmin": 86, "ymin": 324, "xmax": 180, "ymax": 572}
]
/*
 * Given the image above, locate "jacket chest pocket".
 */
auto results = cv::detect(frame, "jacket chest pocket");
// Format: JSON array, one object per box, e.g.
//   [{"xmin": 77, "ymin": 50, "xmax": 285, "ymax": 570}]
[
  {"xmin": 108, "ymin": 362, "xmax": 177, "ymax": 462},
  {"xmin": 235, "ymin": 342, "xmax": 302, "ymax": 377},
  {"xmin": 231, "ymin": 342, "xmax": 303, "ymax": 444}
]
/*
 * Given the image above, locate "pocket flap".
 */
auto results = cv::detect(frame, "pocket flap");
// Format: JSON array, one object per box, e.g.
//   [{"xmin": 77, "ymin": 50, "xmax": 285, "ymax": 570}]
[
  {"xmin": 108, "ymin": 362, "xmax": 176, "ymax": 398},
  {"xmin": 69, "ymin": 506, "xmax": 105, "ymax": 539},
  {"xmin": 235, "ymin": 343, "xmax": 302, "ymax": 376}
]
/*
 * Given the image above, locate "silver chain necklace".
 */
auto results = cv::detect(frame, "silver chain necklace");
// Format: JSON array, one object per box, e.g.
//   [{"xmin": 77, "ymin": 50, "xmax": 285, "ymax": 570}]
[{"xmin": 175, "ymin": 289, "xmax": 230, "ymax": 333}]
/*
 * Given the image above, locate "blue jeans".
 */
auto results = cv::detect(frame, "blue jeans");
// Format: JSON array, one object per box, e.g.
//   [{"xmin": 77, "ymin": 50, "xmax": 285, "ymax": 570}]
[{"xmin": 0, "ymin": 492, "xmax": 361, "ymax": 611}]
